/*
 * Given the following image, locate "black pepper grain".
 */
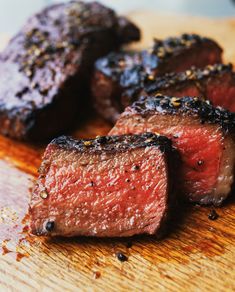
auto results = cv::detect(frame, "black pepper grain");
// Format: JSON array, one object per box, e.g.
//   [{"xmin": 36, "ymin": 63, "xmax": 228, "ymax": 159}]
[
  {"xmin": 116, "ymin": 252, "xmax": 128, "ymax": 262},
  {"xmin": 45, "ymin": 221, "xmax": 55, "ymax": 232},
  {"xmin": 197, "ymin": 160, "xmax": 204, "ymax": 166},
  {"xmin": 133, "ymin": 165, "xmax": 140, "ymax": 171},
  {"xmin": 208, "ymin": 209, "xmax": 219, "ymax": 221}
]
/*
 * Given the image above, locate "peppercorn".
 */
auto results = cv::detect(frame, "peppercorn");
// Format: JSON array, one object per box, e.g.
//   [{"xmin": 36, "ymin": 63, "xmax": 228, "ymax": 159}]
[
  {"xmin": 45, "ymin": 221, "xmax": 55, "ymax": 232},
  {"xmin": 116, "ymin": 252, "xmax": 128, "ymax": 262},
  {"xmin": 208, "ymin": 209, "xmax": 219, "ymax": 221},
  {"xmin": 133, "ymin": 165, "xmax": 140, "ymax": 171}
]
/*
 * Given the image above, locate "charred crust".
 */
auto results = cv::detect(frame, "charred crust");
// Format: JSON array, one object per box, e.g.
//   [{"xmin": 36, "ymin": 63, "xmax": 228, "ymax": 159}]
[
  {"xmin": 15, "ymin": 2, "xmax": 119, "ymax": 80},
  {"xmin": 50, "ymin": 133, "xmax": 173, "ymax": 154},
  {"xmin": 130, "ymin": 95, "xmax": 235, "ymax": 133},
  {"xmin": 151, "ymin": 33, "xmax": 222, "ymax": 58},
  {"xmin": 95, "ymin": 33, "xmax": 222, "ymax": 80},
  {"xmin": 94, "ymin": 51, "xmax": 141, "ymax": 80},
  {"xmin": 0, "ymin": 1, "xmax": 140, "ymax": 140},
  {"xmin": 142, "ymin": 63, "xmax": 233, "ymax": 95}
]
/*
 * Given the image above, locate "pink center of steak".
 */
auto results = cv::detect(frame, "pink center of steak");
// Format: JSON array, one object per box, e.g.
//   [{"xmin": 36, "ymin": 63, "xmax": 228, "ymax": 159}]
[
  {"xmin": 206, "ymin": 76, "xmax": 235, "ymax": 112},
  {"xmin": 172, "ymin": 126, "xmax": 222, "ymax": 197},
  {"xmin": 31, "ymin": 145, "xmax": 169, "ymax": 237},
  {"xmin": 109, "ymin": 115, "xmax": 223, "ymax": 200}
]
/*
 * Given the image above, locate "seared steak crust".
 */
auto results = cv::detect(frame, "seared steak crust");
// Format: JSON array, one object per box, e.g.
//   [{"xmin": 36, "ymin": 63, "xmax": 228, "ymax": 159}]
[
  {"xmin": 51, "ymin": 133, "xmax": 172, "ymax": 153},
  {"xmin": 92, "ymin": 34, "xmax": 222, "ymax": 122},
  {"xmin": 142, "ymin": 64, "xmax": 233, "ymax": 94},
  {"xmin": 130, "ymin": 95, "xmax": 235, "ymax": 132},
  {"xmin": 0, "ymin": 1, "xmax": 140, "ymax": 141},
  {"xmin": 30, "ymin": 133, "xmax": 176, "ymax": 237},
  {"xmin": 126, "ymin": 63, "xmax": 234, "ymax": 101}
]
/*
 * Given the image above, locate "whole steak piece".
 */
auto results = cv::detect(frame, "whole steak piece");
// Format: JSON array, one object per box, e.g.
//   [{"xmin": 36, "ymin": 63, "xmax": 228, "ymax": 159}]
[
  {"xmin": 92, "ymin": 34, "xmax": 222, "ymax": 123},
  {"xmin": 30, "ymin": 133, "xmax": 176, "ymax": 237},
  {"xmin": 123, "ymin": 63, "xmax": 235, "ymax": 112},
  {"xmin": 110, "ymin": 95, "xmax": 235, "ymax": 205},
  {"xmin": 0, "ymin": 1, "xmax": 140, "ymax": 141}
]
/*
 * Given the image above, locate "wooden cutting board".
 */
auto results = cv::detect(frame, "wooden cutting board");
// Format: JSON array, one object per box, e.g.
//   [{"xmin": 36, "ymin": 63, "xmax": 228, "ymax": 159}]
[{"xmin": 1, "ymin": 12, "xmax": 235, "ymax": 292}]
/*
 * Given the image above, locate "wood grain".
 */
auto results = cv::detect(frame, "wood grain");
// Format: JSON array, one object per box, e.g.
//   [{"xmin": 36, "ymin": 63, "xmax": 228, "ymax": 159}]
[{"xmin": 1, "ymin": 12, "xmax": 235, "ymax": 292}]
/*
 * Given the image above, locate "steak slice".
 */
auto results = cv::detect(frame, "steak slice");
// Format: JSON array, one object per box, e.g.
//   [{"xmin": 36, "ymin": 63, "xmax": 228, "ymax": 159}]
[
  {"xmin": 30, "ymin": 133, "xmax": 175, "ymax": 237},
  {"xmin": 110, "ymin": 95, "xmax": 235, "ymax": 205},
  {"xmin": 122, "ymin": 63, "xmax": 235, "ymax": 112},
  {"xmin": 0, "ymin": 1, "xmax": 140, "ymax": 141},
  {"xmin": 92, "ymin": 34, "xmax": 222, "ymax": 123}
]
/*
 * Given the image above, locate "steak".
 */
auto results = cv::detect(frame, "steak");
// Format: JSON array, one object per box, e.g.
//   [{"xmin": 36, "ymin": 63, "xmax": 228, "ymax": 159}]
[
  {"xmin": 92, "ymin": 34, "xmax": 223, "ymax": 123},
  {"xmin": 110, "ymin": 95, "xmax": 235, "ymax": 205},
  {"xmin": 29, "ymin": 133, "xmax": 175, "ymax": 237},
  {"xmin": 123, "ymin": 63, "xmax": 235, "ymax": 112},
  {"xmin": 0, "ymin": 1, "xmax": 140, "ymax": 141}
]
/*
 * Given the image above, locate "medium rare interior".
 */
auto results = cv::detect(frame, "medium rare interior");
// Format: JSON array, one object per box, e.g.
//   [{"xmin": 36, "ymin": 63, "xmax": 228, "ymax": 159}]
[
  {"xmin": 30, "ymin": 143, "xmax": 170, "ymax": 237},
  {"xmin": 110, "ymin": 114, "xmax": 235, "ymax": 205},
  {"xmin": 206, "ymin": 73, "xmax": 235, "ymax": 112}
]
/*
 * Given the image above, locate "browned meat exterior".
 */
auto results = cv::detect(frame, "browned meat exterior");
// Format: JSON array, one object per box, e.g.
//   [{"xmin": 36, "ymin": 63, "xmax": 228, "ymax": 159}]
[
  {"xmin": 124, "ymin": 63, "xmax": 235, "ymax": 111},
  {"xmin": 110, "ymin": 95, "xmax": 235, "ymax": 205},
  {"xmin": 0, "ymin": 1, "xmax": 140, "ymax": 141},
  {"xmin": 122, "ymin": 63, "xmax": 235, "ymax": 112},
  {"xmin": 30, "ymin": 133, "xmax": 176, "ymax": 237},
  {"xmin": 92, "ymin": 34, "xmax": 222, "ymax": 123}
]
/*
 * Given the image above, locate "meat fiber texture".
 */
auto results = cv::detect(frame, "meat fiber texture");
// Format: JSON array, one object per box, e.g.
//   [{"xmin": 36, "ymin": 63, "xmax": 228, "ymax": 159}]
[
  {"xmin": 29, "ymin": 133, "xmax": 176, "ymax": 237},
  {"xmin": 92, "ymin": 34, "xmax": 222, "ymax": 123},
  {"xmin": 0, "ymin": 1, "xmax": 140, "ymax": 141},
  {"xmin": 110, "ymin": 95, "xmax": 235, "ymax": 206}
]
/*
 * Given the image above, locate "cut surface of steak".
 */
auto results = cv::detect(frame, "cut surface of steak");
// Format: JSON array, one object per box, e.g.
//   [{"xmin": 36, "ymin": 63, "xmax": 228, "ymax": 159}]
[
  {"xmin": 92, "ymin": 34, "xmax": 222, "ymax": 123},
  {"xmin": 110, "ymin": 95, "xmax": 235, "ymax": 205},
  {"xmin": 0, "ymin": 1, "xmax": 140, "ymax": 141},
  {"xmin": 30, "ymin": 133, "xmax": 175, "ymax": 237}
]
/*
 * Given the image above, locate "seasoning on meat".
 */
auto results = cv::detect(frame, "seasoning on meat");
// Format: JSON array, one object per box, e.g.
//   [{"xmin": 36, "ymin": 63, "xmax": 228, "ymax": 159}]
[
  {"xmin": 110, "ymin": 95, "xmax": 235, "ymax": 205},
  {"xmin": 29, "ymin": 133, "xmax": 177, "ymax": 237},
  {"xmin": 0, "ymin": 1, "xmax": 140, "ymax": 141},
  {"xmin": 92, "ymin": 34, "xmax": 222, "ymax": 123}
]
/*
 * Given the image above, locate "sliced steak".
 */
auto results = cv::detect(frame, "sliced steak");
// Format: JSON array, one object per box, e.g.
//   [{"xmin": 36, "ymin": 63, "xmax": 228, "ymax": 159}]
[
  {"xmin": 92, "ymin": 34, "xmax": 222, "ymax": 123},
  {"xmin": 124, "ymin": 63, "xmax": 235, "ymax": 112},
  {"xmin": 30, "ymin": 133, "xmax": 175, "ymax": 237},
  {"xmin": 110, "ymin": 95, "xmax": 235, "ymax": 205},
  {"xmin": 0, "ymin": 1, "xmax": 140, "ymax": 141}
]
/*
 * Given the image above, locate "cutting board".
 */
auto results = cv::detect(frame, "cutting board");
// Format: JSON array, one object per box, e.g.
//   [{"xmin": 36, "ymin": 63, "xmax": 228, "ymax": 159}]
[{"xmin": 1, "ymin": 12, "xmax": 235, "ymax": 292}]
